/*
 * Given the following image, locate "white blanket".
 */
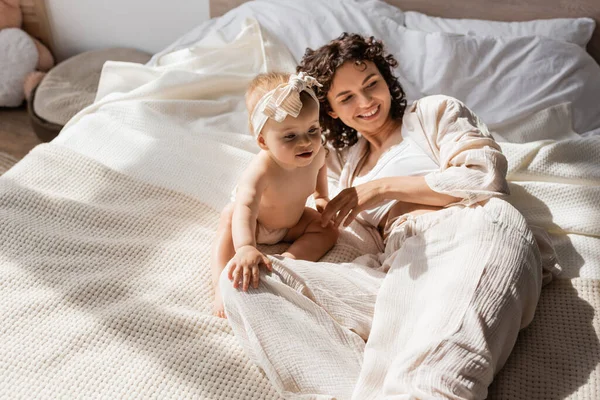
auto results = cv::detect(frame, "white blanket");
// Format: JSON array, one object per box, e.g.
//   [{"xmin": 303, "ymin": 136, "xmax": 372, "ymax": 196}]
[
  {"xmin": 502, "ymin": 137, "xmax": 600, "ymax": 279},
  {"xmin": 1, "ymin": 18, "xmax": 599, "ymax": 399}
]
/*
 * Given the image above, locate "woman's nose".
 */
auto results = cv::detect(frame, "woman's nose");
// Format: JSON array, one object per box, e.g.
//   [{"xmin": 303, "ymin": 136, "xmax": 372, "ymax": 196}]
[{"xmin": 358, "ymin": 92, "xmax": 373, "ymax": 107}]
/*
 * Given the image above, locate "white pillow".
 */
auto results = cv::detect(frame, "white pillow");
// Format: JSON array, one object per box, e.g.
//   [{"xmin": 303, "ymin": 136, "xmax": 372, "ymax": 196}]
[
  {"xmin": 404, "ymin": 11, "xmax": 596, "ymax": 48},
  {"xmin": 150, "ymin": 0, "xmax": 405, "ymax": 65},
  {"xmin": 382, "ymin": 24, "xmax": 600, "ymax": 134}
]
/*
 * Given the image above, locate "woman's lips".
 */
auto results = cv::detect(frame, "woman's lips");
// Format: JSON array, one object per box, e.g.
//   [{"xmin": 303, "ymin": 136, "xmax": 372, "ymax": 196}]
[{"xmin": 358, "ymin": 105, "xmax": 380, "ymax": 120}]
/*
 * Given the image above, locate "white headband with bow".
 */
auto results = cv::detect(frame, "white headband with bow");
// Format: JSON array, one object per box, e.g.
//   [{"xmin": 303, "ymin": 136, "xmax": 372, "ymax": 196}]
[{"xmin": 250, "ymin": 72, "xmax": 322, "ymax": 136}]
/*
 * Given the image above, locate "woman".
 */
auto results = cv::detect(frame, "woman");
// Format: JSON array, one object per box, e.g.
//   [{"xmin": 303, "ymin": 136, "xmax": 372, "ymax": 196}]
[{"xmin": 220, "ymin": 33, "xmax": 545, "ymax": 400}]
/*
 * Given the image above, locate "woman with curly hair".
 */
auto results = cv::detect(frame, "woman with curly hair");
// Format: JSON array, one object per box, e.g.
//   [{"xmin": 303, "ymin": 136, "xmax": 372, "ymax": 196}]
[{"xmin": 220, "ymin": 33, "xmax": 547, "ymax": 400}]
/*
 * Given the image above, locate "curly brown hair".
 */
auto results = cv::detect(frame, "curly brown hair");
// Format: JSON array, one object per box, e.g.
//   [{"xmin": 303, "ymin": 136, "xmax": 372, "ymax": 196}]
[{"xmin": 297, "ymin": 33, "xmax": 407, "ymax": 149}]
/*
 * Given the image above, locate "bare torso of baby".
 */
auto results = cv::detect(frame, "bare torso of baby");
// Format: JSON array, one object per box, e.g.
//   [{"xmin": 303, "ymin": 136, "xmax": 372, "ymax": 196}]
[{"xmin": 256, "ymin": 148, "xmax": 326, "ymax": 230}]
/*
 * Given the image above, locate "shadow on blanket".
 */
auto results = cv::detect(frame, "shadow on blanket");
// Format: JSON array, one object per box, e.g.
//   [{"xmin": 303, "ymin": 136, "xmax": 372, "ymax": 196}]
[
  {"xmin": 489, "ymin": 184, "xmax": 598, "ymax": 399},
  {"xmin": 507, "ymin": 183, "xmax": 585, "ymax": 278},
  {"xmin": 488, "ymin": 278, "xmax": 599, "ymax": 399}
]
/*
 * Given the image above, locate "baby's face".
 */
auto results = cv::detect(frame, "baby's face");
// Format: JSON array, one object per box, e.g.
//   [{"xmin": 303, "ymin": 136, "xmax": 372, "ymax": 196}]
[{"xmin": 259, "ymin": 97, "xmax": 322, "ymax": 169}]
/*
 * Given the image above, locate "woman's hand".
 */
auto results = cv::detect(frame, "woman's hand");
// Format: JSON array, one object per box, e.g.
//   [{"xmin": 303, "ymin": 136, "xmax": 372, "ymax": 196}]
[
  {"xmin": 321, "ymin": 180, "xmax": 384, "ymax": 227},
  {"xmin": 314, "ymin": 196, "xmax": 330, "ymax": 213},
  {"xmin": 227, "ymin": 245, "xmax": 273, "ymax": 291}
]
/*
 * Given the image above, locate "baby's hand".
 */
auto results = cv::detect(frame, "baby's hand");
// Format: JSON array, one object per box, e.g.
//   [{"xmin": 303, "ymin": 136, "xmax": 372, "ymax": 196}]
[
  {"xmin": 227, "ymin": 245, "xmax": 273, "ymax": 291},
  {"xmin": 315, "ymin": 196, "xmax": 330, "ymax": 213}
]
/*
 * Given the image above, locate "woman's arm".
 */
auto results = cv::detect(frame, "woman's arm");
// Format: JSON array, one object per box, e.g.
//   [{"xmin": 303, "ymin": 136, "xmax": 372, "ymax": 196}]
[
  {"xmin": 407, "ymin": 95, "xmax": 509, "ymax": 205},
  {"xmin": 379, "ymin": 175, "xmax": 459, "ymax": 205},
  {"xmin": 321, "ymin": 175, "xmax": 459, "ymax": 227}
]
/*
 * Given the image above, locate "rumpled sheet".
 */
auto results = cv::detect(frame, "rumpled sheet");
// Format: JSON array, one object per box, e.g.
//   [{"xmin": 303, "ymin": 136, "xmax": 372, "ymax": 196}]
[{"xmin": 1, "ymin": 18, "xmax": 599, "ymax": 399}]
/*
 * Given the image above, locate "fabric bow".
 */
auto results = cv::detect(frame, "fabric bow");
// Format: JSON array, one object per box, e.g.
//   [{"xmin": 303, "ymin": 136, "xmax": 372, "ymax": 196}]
[{"xmin": 251, "ymin": 72, "xmax": 322, "ymax": 136}]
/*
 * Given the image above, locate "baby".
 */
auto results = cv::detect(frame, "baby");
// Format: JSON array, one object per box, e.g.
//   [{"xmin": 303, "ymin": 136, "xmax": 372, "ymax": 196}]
[{"xmin": 210, "ymin": 72, "xmax": 339, "ymax": 318}]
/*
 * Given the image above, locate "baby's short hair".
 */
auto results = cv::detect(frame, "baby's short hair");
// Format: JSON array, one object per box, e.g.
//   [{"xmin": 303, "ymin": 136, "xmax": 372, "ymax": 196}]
[{"xmin": 245, "ymin": 72, "xmax": 291, "ymax": 136}]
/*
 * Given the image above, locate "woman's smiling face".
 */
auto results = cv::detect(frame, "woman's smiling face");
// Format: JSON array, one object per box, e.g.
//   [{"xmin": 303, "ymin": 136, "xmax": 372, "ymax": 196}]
[{"xmin": 326, "ymin": 60, "xmax": 393, "ymax": 136}]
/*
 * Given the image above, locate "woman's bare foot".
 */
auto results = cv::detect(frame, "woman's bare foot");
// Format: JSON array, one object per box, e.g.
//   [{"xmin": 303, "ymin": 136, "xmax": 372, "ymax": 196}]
[{"xmin": 213, "ymin": 291, "xmax": 227, "ymax": 319}]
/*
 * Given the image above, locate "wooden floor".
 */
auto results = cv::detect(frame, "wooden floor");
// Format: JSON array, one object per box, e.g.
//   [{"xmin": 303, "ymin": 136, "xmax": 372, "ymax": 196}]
[{"xmin": 0, "ymin": 105, "xmax": 41, "ymax": 161}]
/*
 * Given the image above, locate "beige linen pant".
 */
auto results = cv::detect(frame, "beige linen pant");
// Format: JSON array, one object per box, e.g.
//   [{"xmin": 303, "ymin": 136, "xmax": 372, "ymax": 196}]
[{"xmin": 220, "ymin": 198, "xmax": 543, "ymax": 399}]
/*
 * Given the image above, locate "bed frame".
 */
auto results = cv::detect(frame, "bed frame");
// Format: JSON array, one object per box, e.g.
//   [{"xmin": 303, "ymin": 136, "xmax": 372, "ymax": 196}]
[{"xmin": 210, "ymin": 0, "xmax": 600, "ymax": 66}]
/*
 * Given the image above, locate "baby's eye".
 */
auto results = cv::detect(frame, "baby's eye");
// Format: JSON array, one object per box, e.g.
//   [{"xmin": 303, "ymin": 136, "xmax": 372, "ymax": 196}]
[
  {"xmin": 308, "ymin": 127, "xmax": 321, "ymax": 135},
  {"xmin": 283, "ymin": 134, "xmax": 296, "ymax": 140}
]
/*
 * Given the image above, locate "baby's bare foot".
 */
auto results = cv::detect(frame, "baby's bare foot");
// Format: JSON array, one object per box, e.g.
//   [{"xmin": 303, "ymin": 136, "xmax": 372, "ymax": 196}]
[{"xmin": 213, "ymin": 292, "xmax": 227, "ymax": 319}]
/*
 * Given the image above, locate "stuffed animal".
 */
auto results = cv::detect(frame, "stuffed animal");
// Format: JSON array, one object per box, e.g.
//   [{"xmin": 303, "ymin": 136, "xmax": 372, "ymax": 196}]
[{"xmin": 0, "ymin": 0, "xmax": 54, "ymax": 107}]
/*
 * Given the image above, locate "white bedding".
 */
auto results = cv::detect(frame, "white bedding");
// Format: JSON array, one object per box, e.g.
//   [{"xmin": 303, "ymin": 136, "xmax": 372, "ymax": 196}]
[
  {"xmin": 54, "ymin": 16, "xmax": 600, "ymax": 279},
  {"xmin": 58, "ymin": 0, "xmax": 600, "ymax": 212},
  {"xmin": 2, "ymin": 8, "xmax": 600, "ymax": 399},
  {"xmin": 150, "ymin": 0, "xmax": 600, "ymax": 135},
  {"xmin": 57, "ymin": 0, "xmax": 600, "ymax": 281},
  {"xmin": 403, "ymin": 11, "xmax": 596, "ymax": 48},
  {"xmin": 56, "ymin": 20, "xmax": 285, "ymax": 212}
]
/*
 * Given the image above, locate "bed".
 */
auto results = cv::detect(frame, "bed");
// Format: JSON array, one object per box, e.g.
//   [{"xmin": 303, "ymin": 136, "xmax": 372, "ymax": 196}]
[{"xmin": 1, "ymin": 0, "xmax": 599, "ymax": 399}]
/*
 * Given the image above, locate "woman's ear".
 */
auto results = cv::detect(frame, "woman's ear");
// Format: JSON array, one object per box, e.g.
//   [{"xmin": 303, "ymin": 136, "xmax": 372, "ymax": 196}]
[
  {"xmin": 328, "ymin": 110, "xmax": 339, "ymax": 119},
  {"xmin": 256, "ymin": 134, "xmax": 269, "ymax": 150}
]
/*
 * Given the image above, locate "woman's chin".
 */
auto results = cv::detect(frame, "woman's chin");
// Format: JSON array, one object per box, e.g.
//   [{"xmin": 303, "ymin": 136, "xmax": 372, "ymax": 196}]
[{"xmin": 355, "ymin": 117, "xmax": 386, "ymax": 135}]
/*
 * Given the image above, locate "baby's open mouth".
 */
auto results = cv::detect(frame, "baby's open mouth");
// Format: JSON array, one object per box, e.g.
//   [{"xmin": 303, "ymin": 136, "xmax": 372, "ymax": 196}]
[{"xmin": 296, "ymin": 151, "xmax": 313, "ymax": 158}]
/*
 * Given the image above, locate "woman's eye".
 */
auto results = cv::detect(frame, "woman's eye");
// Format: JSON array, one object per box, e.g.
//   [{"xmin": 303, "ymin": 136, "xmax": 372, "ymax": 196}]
[
  {"xmin": 366, "ymin": 80, "xmax": 377, "ymax": 89},
  {"xmin": 340, "ymin": 95, "xmax": 352, "ymax": 104}
]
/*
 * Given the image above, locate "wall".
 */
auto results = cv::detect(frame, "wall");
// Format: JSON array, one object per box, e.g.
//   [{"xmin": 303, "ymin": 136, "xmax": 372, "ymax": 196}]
[{"xmin": 46, "ymin": 0, "xmax": 210, "ymax": 61}]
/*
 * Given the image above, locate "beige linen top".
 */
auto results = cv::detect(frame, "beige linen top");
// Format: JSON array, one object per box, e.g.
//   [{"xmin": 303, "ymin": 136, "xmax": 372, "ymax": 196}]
[{"xmin": 328, "ymin": 94, "xmax": 559, "ymax": 281}]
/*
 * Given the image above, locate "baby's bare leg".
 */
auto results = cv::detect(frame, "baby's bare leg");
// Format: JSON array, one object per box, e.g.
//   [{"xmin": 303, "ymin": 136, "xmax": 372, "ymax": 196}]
[
  {"xmin": 281, "ymin": 208, "xmax": 339, "ymax": 261},
  {"xmin": 210, "ymin": 203, "xmax": 236, "ymax": 318}
]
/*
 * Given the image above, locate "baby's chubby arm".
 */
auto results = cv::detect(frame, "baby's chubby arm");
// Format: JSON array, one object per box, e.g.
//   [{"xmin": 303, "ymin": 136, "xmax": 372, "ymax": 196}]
[
  {"xmin": 231, "ymin": 174, "xmax": 265, "ymax": 251},
  {"xmin": 313, "ymin": 150, "xmax": 330, "ymax": 213},
  {"xmin": 228, "ymin": 159, "xmax": 273, "ymax": 290}
]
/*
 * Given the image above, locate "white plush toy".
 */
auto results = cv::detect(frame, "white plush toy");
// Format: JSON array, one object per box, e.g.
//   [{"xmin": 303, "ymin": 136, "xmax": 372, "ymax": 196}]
[{"xmin": 0, "ymin": 0, "xmax": 54, "ymax": 107}]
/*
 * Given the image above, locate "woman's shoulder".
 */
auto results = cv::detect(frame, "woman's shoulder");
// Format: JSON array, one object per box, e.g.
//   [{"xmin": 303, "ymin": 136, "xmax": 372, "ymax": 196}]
[
  {"xmin": 407, "ymin": 95, "xmax": 468, "ymax": 115},
  {"xmin": 404, "ymin": 95, "xmax": 492, "ymax": 144},
  {"xmin": 405, "ymin": 95, "xmax": 484, "ymax": 131}
]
